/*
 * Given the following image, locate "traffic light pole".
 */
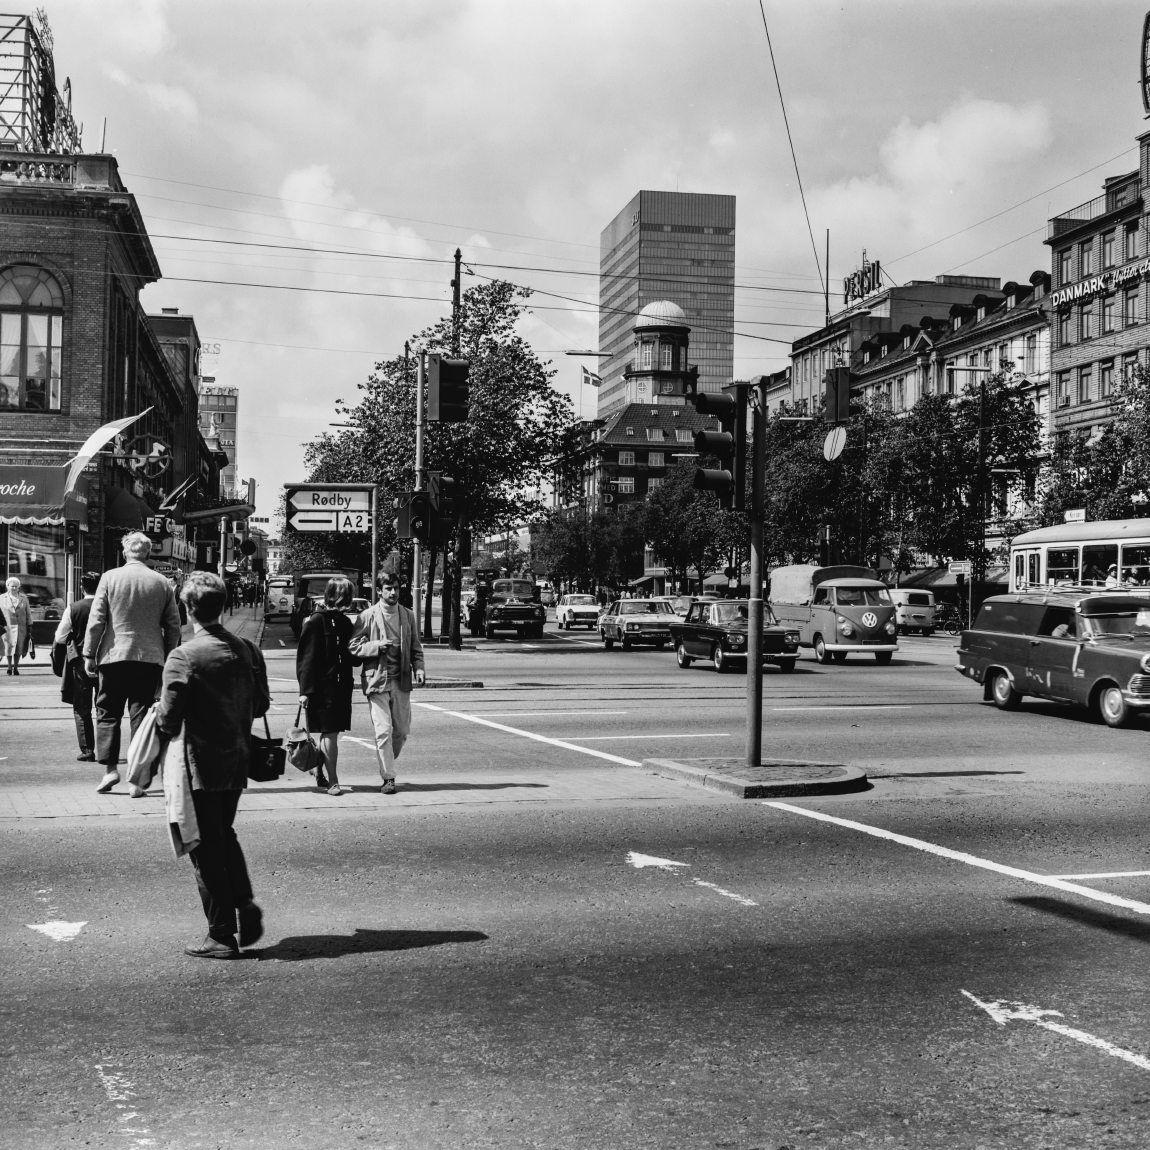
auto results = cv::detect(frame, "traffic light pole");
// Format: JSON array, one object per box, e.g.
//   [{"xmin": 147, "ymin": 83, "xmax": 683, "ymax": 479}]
[
  {"xmin": 746, "ymin": 378, "xmax": 766, "ymax": 768},
  {"xmin": 412, "ymin": 351, "xmax": 426, "ymax": 628}
]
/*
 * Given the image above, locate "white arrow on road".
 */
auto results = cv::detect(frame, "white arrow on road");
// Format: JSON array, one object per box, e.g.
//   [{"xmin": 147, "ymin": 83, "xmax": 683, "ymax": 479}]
[
  {"xmin": 626, "ymin": 851, "xmax": 757, "ymax": 906},
  {"xmin": 28, "ymin": 921, "xmax": 87, "ymax": 942},
  {"xmin": 962, "ymin": 990, "xmax": 1150, "ymax": 1072}
]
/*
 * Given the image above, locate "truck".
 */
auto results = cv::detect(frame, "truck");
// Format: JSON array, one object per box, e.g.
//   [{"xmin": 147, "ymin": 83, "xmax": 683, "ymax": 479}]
[
  {"xmin": 466, "ymin": 570, "xmax": 546, "ymax": 639},
  {"xmin": 767, "ymin": 564, "xmax": 898, "ymax": 664}
]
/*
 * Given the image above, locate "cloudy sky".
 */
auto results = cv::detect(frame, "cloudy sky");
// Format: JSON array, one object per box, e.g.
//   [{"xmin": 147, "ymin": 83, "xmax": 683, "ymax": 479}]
[{"xmin": 42, "ymin": 0, "xmax": 1150, "ymax": 518}]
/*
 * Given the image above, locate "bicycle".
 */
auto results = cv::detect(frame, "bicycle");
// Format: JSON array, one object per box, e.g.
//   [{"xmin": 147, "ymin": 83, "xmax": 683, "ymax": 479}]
[{"xmin": 934, "ymin": 604, "xmax": 964, "ymax": 636}]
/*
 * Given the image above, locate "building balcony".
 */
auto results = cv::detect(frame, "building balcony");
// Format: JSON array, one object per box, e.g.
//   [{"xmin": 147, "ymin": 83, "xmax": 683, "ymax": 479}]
[
  {"xmin": 0, "ymin": 150, "xmax": 124, "ymax": 192},
  {"xmin": 1047, "ymin": 190, "xmax": 1141, "ymax": 240}
]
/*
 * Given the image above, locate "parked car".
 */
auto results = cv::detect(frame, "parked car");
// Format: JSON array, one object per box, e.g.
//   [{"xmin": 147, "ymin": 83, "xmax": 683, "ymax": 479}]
[
  {"xmin": 889, "ymin": 588, "xmax": 936, "ymax": 635},
  {"xmin": 344, "ymin": 596, "xmax": 370, "ymax": 619},
  {"xmin": 956, "ymin": 590, "xmax": 1150, "ymax": 727},
  {"xmin": 599, "ymin": 598, "xmax": 679, "ymax": 650},
  {"xmin": 290, "ymin": 572, "xmax": 352, "ymax": 637},
  {"xmin": 478, "ymin": 577, "xmax": 546, "ymax": 640},
  {"xmin": 264, "ymin": 578, "xmax": 294, "ymax": 622},
  {"xmin": 669, "ymin": 594, "xmax": 720, "ymax": 617},
  {"xmin": 556, "ymin": 593, "xmax": 601, "ymax": 630},
  {"xmin": 670, "ymin": 598, "xmax": 801, "ymax": 673}
]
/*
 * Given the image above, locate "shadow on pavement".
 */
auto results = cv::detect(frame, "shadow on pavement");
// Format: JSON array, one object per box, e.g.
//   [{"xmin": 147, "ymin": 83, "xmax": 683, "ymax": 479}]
[
  {"xmin": 386, "ymin": 781, "xmax": 548, "ymax": 792},
  {"xmin": 254, "ymin": 927, "xmax": 488, "ymax": 961},
  {"xmin": 1012, "ymin": 895, "xmax": 1150, "ymax": 943},
  {"xmin": 869, "ymin": 769, "xmax": 1026, "ymax": 778}
]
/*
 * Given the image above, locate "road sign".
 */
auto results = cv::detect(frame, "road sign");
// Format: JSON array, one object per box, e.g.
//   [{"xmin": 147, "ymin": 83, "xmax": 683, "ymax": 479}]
[
  {"xmin": 823, "ymin": 426, "xmax": 847, "ymax": 462},
  {"xmin": 1064, "ymin": 508, "xmax": 1086, "ymax": 523},
  {"xmin": 948, "ymin": 560, "xmax": 972, "ymax": 576},
  {"xmin": 287, "ymin": 508, "xmax": 372, "ymax": 533},
  {"xmin": 289, "ymin": 489, "xmax": 371, "ymax": 512}
]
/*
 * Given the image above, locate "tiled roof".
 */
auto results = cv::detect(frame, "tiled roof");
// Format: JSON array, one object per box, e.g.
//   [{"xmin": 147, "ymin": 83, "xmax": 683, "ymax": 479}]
[{"xmin": 598, "ymin": 402, "xmax": 716, "ymax": 446}]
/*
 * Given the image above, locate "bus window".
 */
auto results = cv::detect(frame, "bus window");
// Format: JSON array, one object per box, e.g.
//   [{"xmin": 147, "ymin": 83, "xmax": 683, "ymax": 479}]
[
  {"xmin": 1120, "ymin": 544, "xmax": 1150, "ymax": 585},
  {"xmin": 1013, "ymin": 552, "xmax": 1026, "ymax": 591},
  {"xmin": 1082, "ymin": 544, "xmax": 1118, "ymax": 587},
  {"xmin": 1028, "ymin": 552, "xmax": 1040, "ymax": 587},
  {"xmin": 1013, "ymin": 550, "xmax": 1040, "ymax": 590},
  {"xmin": 1047, "ymin": 547, "xmax": 1080, "ymax": 585}
]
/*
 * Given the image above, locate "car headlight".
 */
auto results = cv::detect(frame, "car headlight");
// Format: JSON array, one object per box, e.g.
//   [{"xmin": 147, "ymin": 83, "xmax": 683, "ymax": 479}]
[
  {"xmin": 1140, "ymin": 653, "xmax": 1150, "ymax": 673},
  {"xmin": 786, "ymin": 631, "xmax": 800, "ymax": 645},
  {"xmin": 838, "ymin": 620, "xmax": 854, "ymax": 636},
  {"xmin": 728, "ymin": 633, "xmax": 745, "ymax": 648},
  {"xmin": 884, "ymin": 621, "xmax": 897, "ymax": 635},
  {"xmin": 626, "ymin": 622, "xmax": 639, "ymax": 631},
  {"xmin": 535, "ymin": 606, "xmax": 545, "ymax": 617}
]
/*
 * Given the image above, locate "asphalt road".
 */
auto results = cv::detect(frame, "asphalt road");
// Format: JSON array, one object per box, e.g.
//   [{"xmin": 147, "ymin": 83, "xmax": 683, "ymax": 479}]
[{"xmin": 4, "ymin": 617, "xmax": 1150, "ymax": 1148}]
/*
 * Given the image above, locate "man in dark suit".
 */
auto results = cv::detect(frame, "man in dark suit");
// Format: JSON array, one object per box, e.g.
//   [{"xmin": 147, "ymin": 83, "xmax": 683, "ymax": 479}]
[
  {"xmin": 155, "ymin": 570, "xmax": 271, "ymax": 959},
  {"xmin": 52, "ymin": 571, "xmax": 101, "ymax": 763},
  {"xmin": 83, "ymin": 531, "xmax": 182, "ymax": 794}
]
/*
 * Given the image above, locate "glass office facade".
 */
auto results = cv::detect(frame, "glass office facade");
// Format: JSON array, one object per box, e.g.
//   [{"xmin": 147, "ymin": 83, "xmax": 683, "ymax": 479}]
[{"xmin": 598, "ymin": 191, "xmax": 735, "ymax": 418}]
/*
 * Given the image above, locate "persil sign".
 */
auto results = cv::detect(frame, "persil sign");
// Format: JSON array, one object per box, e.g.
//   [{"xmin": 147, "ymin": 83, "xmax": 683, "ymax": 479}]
[
  {"xmin": 1050, "ymin": 259, "xmax": 1150, "ymax": 308},
  {"xmin": 843, "ymin": 258, "xmax": 882, "ymax": 305}
]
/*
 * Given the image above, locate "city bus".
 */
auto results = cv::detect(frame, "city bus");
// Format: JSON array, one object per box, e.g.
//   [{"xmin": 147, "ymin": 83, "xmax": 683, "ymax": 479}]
[{"xmin": 1009, "ymin": 518, "xmax": 1150, "ymax": 592}]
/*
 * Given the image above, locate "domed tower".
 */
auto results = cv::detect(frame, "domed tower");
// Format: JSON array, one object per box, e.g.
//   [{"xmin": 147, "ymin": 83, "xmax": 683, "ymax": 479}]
[{"xmin": 619, "ymin": 300, "xmax": 694, "ymax": 407}]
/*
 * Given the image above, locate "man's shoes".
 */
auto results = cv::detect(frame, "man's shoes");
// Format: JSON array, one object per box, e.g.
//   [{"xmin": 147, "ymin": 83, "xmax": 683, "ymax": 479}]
[
  {"xmin": 380, "ymin": 779, "xmax": 398, "ymax": 795},
  {"xmin": 96, "ymin": 771, "xmax": 120, "ymax": 793},
  {"xmin": 77, "ymin": 752, "xmax": 95, "ymax": 762},
  {"xmin": 184, "ymin": 936, "xmax": 239, "ymax": 960},
  {"xmin": 128, "ymin": 784, "xmax": 148, "ymax": 798},
  {"xmin": 237, "ymin": 902, "xmax": 264, "ymax": 948}
]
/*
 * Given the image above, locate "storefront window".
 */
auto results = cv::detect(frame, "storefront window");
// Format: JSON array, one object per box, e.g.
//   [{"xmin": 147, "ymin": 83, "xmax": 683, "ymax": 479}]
[{"xmin": 3, "ymin": 524, "xmax": 66, "ymax": 618}]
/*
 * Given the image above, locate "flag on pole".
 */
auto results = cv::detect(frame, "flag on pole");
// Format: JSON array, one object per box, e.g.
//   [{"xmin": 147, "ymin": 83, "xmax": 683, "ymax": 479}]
[
  {"xmin": 64, "ymin": 408, "xmax": 152, "ymax": 494},
  {"xmin": 581, "ymin": 365, "xmax": 602, "ymax": 388}
]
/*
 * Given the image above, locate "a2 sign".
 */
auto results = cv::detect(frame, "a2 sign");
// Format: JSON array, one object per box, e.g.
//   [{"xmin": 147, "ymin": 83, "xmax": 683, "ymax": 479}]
[{"xmin": 285, "ymin": 486, "xmax": 374, "ymax": 533}]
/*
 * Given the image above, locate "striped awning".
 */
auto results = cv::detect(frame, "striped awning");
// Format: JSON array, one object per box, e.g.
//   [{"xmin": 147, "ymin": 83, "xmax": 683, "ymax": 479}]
[{"xmin": 0, "ymin": 465, "xmax": 86, "ymax": 526}]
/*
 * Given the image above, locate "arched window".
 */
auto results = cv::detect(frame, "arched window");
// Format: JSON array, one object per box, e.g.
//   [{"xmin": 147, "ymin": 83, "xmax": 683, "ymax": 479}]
[{"xmin": 0, "ymin": 265, "xmax": 64, "ymax": 411}]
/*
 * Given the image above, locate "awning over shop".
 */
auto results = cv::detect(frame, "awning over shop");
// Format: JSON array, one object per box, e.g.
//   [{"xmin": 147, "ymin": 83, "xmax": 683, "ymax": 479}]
[
  {"xmin": 0, "ymin": 464, "xmax": 86, "ymax": 525},
  {"xmin": 703, "ymin": 571, "xmax": 731, "ymax": 588},
  {"xmin": 104, "ymin": 485, "xmax": 150, "ymax": 529},
  {"xmin": 628, "ymin": 574, "xmax": 656, "ymax": 588},
  {"xmin": 896, "ymin": 565, "xmax": 1008, "ymax": 590}
]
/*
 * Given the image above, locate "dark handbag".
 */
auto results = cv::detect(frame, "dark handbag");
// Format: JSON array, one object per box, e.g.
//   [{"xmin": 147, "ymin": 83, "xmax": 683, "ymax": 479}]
[
  {"xmin": 286, "ymin": 705, "xmax": 324, "ymax": 773},
  {"xmin": 51, "ymin": 641, "xmax": 67, "ymax": 677},
  {"xmin": 249, "ymin": 715, "xmax": 286, "ymax": 782}
]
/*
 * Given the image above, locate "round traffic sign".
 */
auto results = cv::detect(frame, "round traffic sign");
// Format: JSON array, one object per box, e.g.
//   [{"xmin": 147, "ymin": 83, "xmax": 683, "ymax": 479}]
[{"xmin": 823, "ymin": 426, "xmax": 847, "ymax": 462}]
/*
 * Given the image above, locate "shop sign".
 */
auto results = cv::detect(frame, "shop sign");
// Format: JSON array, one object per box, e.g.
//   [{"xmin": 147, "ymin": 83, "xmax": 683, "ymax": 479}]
[
  {"xmin": 0, "ymin": 464, "xmax": 65, "ymax": 505},
  {"xmin": 1049, "ymin": 258, "xmax": 1150, "ymax": 308},
  {"xmin": 843, "ymin": 257, "xmax": 882, "ymax": 305}
]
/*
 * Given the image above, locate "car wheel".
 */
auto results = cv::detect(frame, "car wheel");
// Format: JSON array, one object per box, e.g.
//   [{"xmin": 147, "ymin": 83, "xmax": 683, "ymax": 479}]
[
  {"xmin": 874, "ymin": 652, "xmax": 893, "ymax": 665},
  {"xmin": 831, "ymin": 652, "xmax": 848, "ymax": 664},
  {"xmin": 989, "ymin": 669, "xmax": 1021, "ymax": 711},
  {"xmin": 676, "ymin": 643, "xmax": 693, "ymax": 669},
  {"xmin": 713, "ymin": 644, "xmax": 730, "ymax": 673},
  {"xmin": 484, "ymin": 624, "xmax": 500, "ymax": 640},
  {"xmin": 1097, "ymin": 682, "xmax": 1131, "ymax": 728},
  {"xmin": 602, "ymin": 630, "xmax": 614, "ymax": 650},
  {"xmin": 621, "ymin": 636, "xmax": 632, "ymax": 650},
  {"xmin": 776, "ymin": 658, "xmax": 797, "ymax": 673},
  {"xmin": 813, "ymin": 634, "xmax": 833, "ymax": 664},
  {"xmin": 923, "ymin": 628, "xmax": 934, "ymax": 637}
]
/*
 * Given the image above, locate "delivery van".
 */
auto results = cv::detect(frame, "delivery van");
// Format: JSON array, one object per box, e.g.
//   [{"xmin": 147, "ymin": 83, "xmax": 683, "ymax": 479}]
[
  {"xmin": 768, "ymin": 564, "xmax": 899, "ymax": 664},
  {"xmin": 888, "ymin": 588, "xmax": 935, "ymax": 635}
]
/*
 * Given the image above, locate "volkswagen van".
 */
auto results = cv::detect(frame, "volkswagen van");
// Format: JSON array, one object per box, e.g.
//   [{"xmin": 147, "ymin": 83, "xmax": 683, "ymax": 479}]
[{"xmin": 889, "ymin": 588, "xmax": 936, "ymax": 635}]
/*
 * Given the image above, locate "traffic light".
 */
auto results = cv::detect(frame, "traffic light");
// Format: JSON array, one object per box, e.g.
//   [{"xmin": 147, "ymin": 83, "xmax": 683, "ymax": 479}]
[
  {"xmin": 686, "ymin": 377, "xmax": 747, "ymax": 511},
  {"xmin": 824, "ymin": 366, "xmax": 851, "ymax": 424},
  {"xmin": 64, "ymin": 521, "xmax": 80, "ymax": 554},
  {"xmin": 425, "ymin": 470, "xmax": 441, "ymax": 511},
  {"xmin": 392, "ymin": 494, "xmax": 412, "ymax": 539},
  {"xmin": 409, "ymin": 490, "xmax": 434, "ymax": 544},
  {"xmin": 427, "ymin": 354, "xmax": 470, "ymax": 423}
]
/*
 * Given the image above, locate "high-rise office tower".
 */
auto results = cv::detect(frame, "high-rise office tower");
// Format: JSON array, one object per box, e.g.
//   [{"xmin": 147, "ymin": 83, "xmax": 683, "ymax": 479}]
[{"xmin": 597, "ymin": 191, "xmax": 735, "ymax": 418}]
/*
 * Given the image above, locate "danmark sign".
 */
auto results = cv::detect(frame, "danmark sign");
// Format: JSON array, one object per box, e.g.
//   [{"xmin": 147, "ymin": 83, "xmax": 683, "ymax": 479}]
[{"xmin": 1049, "ymin": 259, "xmax": 1150, "ymax": 308}]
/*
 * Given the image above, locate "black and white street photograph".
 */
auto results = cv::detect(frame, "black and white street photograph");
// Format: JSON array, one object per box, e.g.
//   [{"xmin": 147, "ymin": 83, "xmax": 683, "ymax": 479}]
[{"xmin": 7, "ymin": 3, "xmax": 1150, "ymax": 1147}]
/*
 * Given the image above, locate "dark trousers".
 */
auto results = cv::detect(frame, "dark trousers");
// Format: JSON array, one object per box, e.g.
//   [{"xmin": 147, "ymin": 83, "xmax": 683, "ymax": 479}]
[
  {"xmin": 189, "ymin": 789, "xmax": 252, "ymax": 943},
  {"xmin": 94, "ymin": 661, "xmax": 162, "ymax": 768},
  {"xmin": 69, "ymin": 660, "xmax": 95, "ymax": 755}
]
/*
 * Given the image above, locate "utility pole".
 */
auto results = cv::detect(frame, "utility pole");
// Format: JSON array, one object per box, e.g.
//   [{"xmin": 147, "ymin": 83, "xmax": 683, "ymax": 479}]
[
  {"xmin": 449, "ymin": 248, "xmax": 464, "ymax": 651},
  {"xmin": 412, "ymin": 350, "xmax": 425, "ymax": 629},
  {"xmin": 746, "ymin": 377, "xmax": 767, "ymax": 767}
]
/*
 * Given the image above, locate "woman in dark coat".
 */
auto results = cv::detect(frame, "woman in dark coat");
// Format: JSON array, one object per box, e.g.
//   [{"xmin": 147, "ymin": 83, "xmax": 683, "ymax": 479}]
[{"xmin": 295, "ymin": 576, "xmax": 356, "ymax": 795}]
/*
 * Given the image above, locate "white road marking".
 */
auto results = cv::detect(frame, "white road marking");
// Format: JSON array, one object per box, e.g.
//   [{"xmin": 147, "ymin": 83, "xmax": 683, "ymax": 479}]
[
  {"xmin": 278, "ymin": 639, "xmax": 286, "ymax": 647},
  {"xmin": 417, "ymin": 702, "xmax": 641, "ymax": 767},
  {"xmin": 94, "ymin": 1064, "xmax": 158, "ymax": 1147},
  {"xmin": 772, "ymin": 704, "xmax": 914, "ymax": 711},
  {"xmin": 625, "ymin": 850, "xmax": 757, "ymax": 906},
  {"xmin": 28, "ymin": 921, "xmax": 87, "ymax": 941},
  {"xmin": 765, "ymin": 801, "xmax": 1150, "ymax": 917},
  {"xmin": 475, "ymin": 710, "xmax": 628, "ymax": 718},
  {"xmin": 962, "ymin": 990, "xmax": 1150, "ymax": 1072},
  {"xmin": 1048, "ymin": 870, "xmax": 1150, "ymax": 880},
  {"xmin": 575, "ymin": 732, "xmax": 730, "ymax": 741}
]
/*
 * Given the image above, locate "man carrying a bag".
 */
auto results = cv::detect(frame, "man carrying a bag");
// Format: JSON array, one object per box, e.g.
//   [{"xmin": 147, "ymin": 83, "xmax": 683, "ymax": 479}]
[{"xmin": 349, "ymin": 571, "xmax": 425, "ymax": 794}]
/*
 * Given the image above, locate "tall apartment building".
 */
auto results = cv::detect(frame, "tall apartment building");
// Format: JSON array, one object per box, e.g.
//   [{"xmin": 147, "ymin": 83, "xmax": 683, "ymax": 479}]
[
  {"xmin": 597, "ymin": 191, "xmax": 735, "ymax": 418},
  {"xmin": 198, "ymin": 383, "xmax": 239, "ymax": 497}
]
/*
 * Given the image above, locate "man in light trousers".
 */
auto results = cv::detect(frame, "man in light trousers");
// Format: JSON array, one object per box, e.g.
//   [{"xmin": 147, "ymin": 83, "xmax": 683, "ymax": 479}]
[{"xmin": 349, "ymin": 571, "xmax": 425, "ymax": 793}]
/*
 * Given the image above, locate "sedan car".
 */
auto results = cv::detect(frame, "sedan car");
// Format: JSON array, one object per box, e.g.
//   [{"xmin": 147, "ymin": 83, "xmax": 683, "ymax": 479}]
[
  {"xmin": 670, "ymin": 599, "xmax": 801, "ymax": 673},
  {"xmin": 957, "ymin": 590, "xmax": 1150, "ymax": 727},
  {"xmin": 599, "ymin": 598, "xmax": 679, "ymax": 650},
  {"xmin": 668, "ymin": 594, "xmax": 720, "ymax": 617},
  {"xmin": 556, "ymin": 593, "xmax": 601, "ymax": 630}
]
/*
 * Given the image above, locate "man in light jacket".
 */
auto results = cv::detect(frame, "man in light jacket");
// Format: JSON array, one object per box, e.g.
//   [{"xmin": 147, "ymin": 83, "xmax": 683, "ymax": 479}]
[
  {"xmin": 348, "ymin": 571, "xmax": 425, "ymax": 794},
  {"xmin": 83, "ymin": 531, "xmax": 182, "ymax": 794}
]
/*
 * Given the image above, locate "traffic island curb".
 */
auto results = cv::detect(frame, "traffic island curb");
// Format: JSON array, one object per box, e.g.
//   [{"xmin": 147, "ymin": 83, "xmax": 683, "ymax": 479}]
[
  {"xmin": 642, "ymin": 756, "xmax": 868, "ymax": 799},
  {"xmin": 423, "ymin": 679, "xmax": 484, "ymax": 689}
]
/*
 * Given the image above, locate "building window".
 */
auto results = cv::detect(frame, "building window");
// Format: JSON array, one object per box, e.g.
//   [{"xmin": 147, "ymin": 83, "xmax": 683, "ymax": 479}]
[
  {"xmin": 618, "ymin": 450, "xmax": 635, "ymax": 466},
  {"xmin": 1024, "ymin": 333, "xmax": 1037, "ymax": 374},
  {"xmin": 1059, "ymin": 249, "xmax": 1072, "ymax": 284},
  {"xmin": 1057, "ymin": 309, "xmax": 1071, "ymax": 347},
  {"xmin": 616, "ymin": 476, "xmax": 635, "ymax": 495},
  {"xmin": 648, "ymin": 452, "xmax": 664, "ymax": 467},
  {"xmin": 646, "ymin": 427, "xmax": 664, "ymax": 441},
  {"xmin": 1080, "ymin": 240, "xmax": 1094, "ymax": 276},
  {"xmin": 1125, "ymin": 287, "xmax": 1140, "ymax": 326},
  {"xmin": 896, "ymin": 377, "xmax": 905, "ymax": 409},
  {"xmin": 625, "ymin": 426, "xmax": 635, "ymax": 437},
  {"xmin": 638, "ymin": 344, "xmax": 652, "ymax": 370},
  {"xmin": 1078, "ymin": 366, "xmax": 1092, "ymax": 404},
  {"xmin": 1126, "ymin": 222, "xmax": 1139, "ymax": 261},
  {"xmin": 659, "ymin": 345, "xmax": 672, "ymax": 371},
  {"xmin": 1099, "ymin": 360, "xmax": 1114, "ymax": 397},
  {"xmin": 647, "ymin": 477, "xmax": 663, "ymax": 493},
  {"xmin": 1056, "ymin": 371, "xmax": 1070, "ymax": 407},
  {"xmin": 0, "ymin": 264, "xmax": 65, "ymax": 412},
  {"xmin": 1103, "ymin": 231, "xmax": 1115, "ymax": 267},
  {"xmin": 1124, "ymin": 352, "xmax": 1140, "ymax": 379},
  {"xmin": 676, "ymin": 428, "xmax": 691, "ymax": 443},
  {"xmin": 1079, "ymin": 303, "xmax": 1093, "ymax": 341},
  {"xmin": 1102, "ymin": 295, "xmax": 1116, "ymax": 333}
]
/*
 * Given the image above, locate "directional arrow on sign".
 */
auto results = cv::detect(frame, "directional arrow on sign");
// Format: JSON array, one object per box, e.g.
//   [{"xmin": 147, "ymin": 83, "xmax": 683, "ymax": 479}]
[{"xmin": 962, "ymin": 990, "xmax": 1150, "ymax": 1072}]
